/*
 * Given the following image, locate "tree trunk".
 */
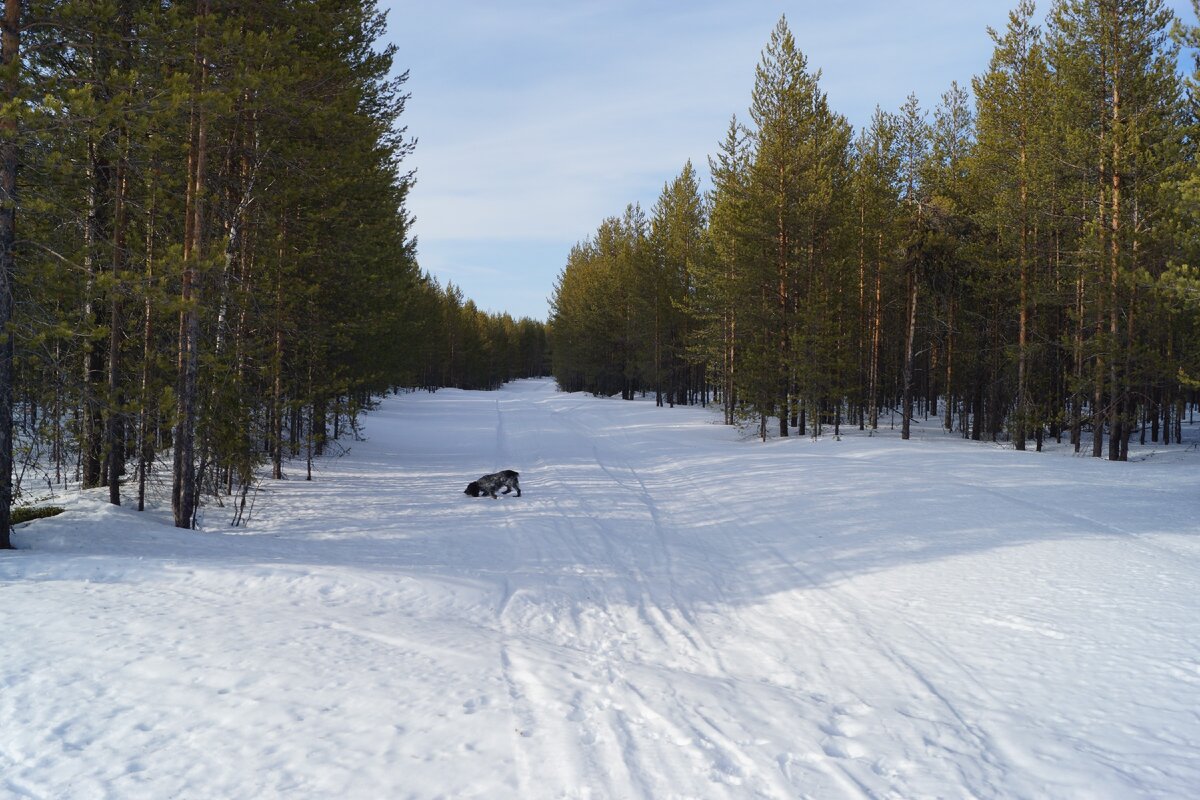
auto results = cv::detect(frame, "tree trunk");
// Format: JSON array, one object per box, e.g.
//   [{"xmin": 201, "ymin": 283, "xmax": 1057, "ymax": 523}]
[
  {"xmin": 271, "ymin": 210, "xmax": 286, "ymax": 479},
  {"xmin": 82, "ymin": 137, "xmax": 109, "ymax": 489},
  {"xmin": 776, "ymin": 182, "xmax": 789, "ymax": 439},
  {"xmin": 0, "ymin": 0, "xmax": 18, "ymax": 549},
  {"xmin": 1175, "ymin": 397, "xmax": 1183, "ymax": 444},
  {"xmin": 1071, "ymin": 272, "xmax": 1084, "ymax": 452},
  {"xmin": 901, "ymin": 267, "xmax": 918, "ymax": 440},
  {"xmin": 1015, "ymin": 141, "xmax": 1029, "ymax": 450},
  {"xmin": 107, "ymin": 131, "xmax": 129, "ymax": 506},
  {"xmin": 137, "ymin": 178, "xmax": 156, "ymax": 512},
  {"xmin": 944, "ymin": 296, "xmax": 954, "ymax": 432},
  {"xmin": 868, "ymin": 239, "xmax": 883, "ymax": 430},
  {"xmin": 858, "ymin": 196, "xmax": 867, "ymax": 430},
  {"xmin": 271, "ymin": 323, "xmax": 283, "ymax": 480},
  {"xmin": 1107, "ymin": 11, "xmax": 1123, "ymax": 462},
  {"xmin": 725, "ymin": 309, "xmax": 735, "ymax": 425},
  {"xmin": 173, "ymin": 0, "xmax": 209, "ymax": 528}
]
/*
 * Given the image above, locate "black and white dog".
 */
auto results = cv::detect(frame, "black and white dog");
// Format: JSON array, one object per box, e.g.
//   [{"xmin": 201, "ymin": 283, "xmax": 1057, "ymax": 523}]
[{"xmin": 464, "ymin": 469, "xmax": 521, "ymax": 499}]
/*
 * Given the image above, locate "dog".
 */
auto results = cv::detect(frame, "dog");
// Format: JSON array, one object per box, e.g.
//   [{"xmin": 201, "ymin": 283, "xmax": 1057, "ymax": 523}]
[{"xmin": 464, "ymin": 469, "xmax": 521, "ymax": 499}]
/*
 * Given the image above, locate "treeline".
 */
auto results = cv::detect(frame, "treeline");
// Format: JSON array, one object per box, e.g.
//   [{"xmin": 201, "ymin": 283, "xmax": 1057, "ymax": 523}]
[
  {"xmin": 408, "ymin": 279, "xmax": 550, "ymax": 392},
  {"xmin": 0, "ymin": 0, "xmax": 546, "ymax": 547},
  {"xmin": 549, "ymin": 0, "xmax": 1200, "ymax": 456}
]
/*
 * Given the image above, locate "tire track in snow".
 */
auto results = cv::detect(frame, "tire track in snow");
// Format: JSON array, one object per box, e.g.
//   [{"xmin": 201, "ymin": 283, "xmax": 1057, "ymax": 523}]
[
  {"xmin": 612, "ymin": 450, "xmax": 893, "ymax": 796},
  {"xmin": 627, "ymin": 444, "xmax": 946, "ymax": 786},
  {"xmin": 550, "ymin": 397, "xmax": 886, "ymax": 796},
  {"xmin": 622, "ymin": 466, "xmax": 873, "ymax": 795},
  {"xmin": 558, "ymin": 409, "xmax": 718, "ymax": 651},
  {"xmin": 484, "ymin": 391, "xmax": 795, "ymax": 797},
  {"xmin": 488, "ymin": 395, "xmax": 639, "ymax": 798},
  {"xmin": 582, "ymin": 441, "xmax": 713, "ymax": 658},
  {"xmin": 488, "ymin": 385, "xmax": 1012, "ymax": 797},
  {"xmin": 492, "ymin": 397, "xmax": 556, "ymax": 795},
  {"xmin": 519, "ymin": 396, "xmax": 798, "ymax": 797},
  {"xmin": 759, "ymin": 540, "xmax": 1019, "ymax": 796}
]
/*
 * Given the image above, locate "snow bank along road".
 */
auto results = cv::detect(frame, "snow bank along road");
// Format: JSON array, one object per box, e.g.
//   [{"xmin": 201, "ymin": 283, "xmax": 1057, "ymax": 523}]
[{"xmin": 4, "ymin": 378, "xmax": 1200, "ymax": 798}]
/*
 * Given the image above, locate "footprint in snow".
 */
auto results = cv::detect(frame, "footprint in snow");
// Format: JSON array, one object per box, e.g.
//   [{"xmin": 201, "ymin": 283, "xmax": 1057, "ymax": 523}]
[
  {"xmin": 462, "ymin": 695, "xmax": 490, "ymax": 715},
  {"xmin": 821, "ymin": 738, "xmax": 868, "ymax": 759}
]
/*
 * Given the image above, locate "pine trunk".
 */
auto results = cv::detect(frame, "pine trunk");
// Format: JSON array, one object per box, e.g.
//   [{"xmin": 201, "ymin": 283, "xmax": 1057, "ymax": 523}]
[
  {"xmin": 82, "ymin": 139, "xmax": 108, "ymax": 489},
  {"xmin": 1092, "ymin": 109, "xmax": 1107, "ymax": 459},
  {"xmin": 0, "ymin": 0, "xmax": 18, "ymax": 549},
  {"xmin": 1107, "ymin": 44, "xmax": 1123, "ymax": 462},
  {"xmin": 868, "ymin": 241, "xmax": 883, "ymax": 431},
  {"xmin": 107, "ymin": 115, "xmax": 132, "ymax": 506},
  {"xmin": 1015, "ymin": 141, "xmax": 1028, "ymax": 450},
  {"xmin": 944, "ymin": 296, "xmax": 954, "ymax": 432},
  {"xmin": 137, "ymin": 180, "xmax": 155, "ymax": 512},
  {"xmin": 901, "ymin": 268, "xmax": 918, "ymax": 440},
  {"xmin": 271, "ymin": 236, "xmax": 284, "ymax": 479},
  {"xmin": 174, "ymin": 0, "xmax": 209, "ymax": 528},
  {"xmin": 1071, "ymin": 271, "xmax": 1084, "ymax": 452}
]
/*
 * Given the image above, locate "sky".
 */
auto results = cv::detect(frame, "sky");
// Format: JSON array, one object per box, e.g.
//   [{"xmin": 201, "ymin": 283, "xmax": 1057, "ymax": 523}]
[{"xmin": 384, "ymin": 0, "xmax": 1196, "ymax": 322}]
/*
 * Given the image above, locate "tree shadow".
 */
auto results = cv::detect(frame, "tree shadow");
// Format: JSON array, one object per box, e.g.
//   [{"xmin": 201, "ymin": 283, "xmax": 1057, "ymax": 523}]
[{"xmin": 7, "ymin": 379, "xmax": 1200, "ymax": 613}]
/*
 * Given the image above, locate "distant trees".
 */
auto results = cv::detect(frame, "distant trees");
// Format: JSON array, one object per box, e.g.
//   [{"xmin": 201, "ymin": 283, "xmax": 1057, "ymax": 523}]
[
  {"xmin": 549, "ymin": 4, "xmax": 1198, "ymax": 458},
  {"xmin": 412, "ymin": 278, "xmax": 549, "ymax": 392},
  {"xmin": 0, "ymin": 0, "xmax": 547, "ymax": 543},
  {"xmin": 550, "ymin": 206, "xmax": 649, "ymax": 398}
]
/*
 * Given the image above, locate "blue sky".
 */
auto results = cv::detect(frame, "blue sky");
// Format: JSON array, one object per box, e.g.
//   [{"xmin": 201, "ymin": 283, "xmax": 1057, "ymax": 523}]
[{"xmin": 384, "ymin": 1, "xmax": 1196, "ymax": 322}]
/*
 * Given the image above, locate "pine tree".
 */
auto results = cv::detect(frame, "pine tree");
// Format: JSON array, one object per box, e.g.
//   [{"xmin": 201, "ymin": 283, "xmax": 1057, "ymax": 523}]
[
  {"xmin": 748, "ymin": 16, "xmax": 811, "ymax": 436},
  {"xmin": 1048, "ymin": 0, "xmax": 1183, "ymax": 460},
  {"xmin": 973, "ymin": 1, "xmax": 1049, "ymax": 449},
  {"xmin": 926, "ymin": 82, "xmax": 974, "ymax": 435},
  {"xmin": 699, "ymin": 118, "xmax": 752, "ymax": 425},
  {"xmin": 852, "ymin": 108, "xmax": 903, "ymax": 432},
  {"xmin": 897, "ymin": 93, "xmax": 929, "ymax": 440},
  {"xmin": 742, "ymin": 15, "xmax": 852, "ymax": 438},
  {"xmin": 649, "ymin": 161, "xmax": 705, "ymax": 407}
]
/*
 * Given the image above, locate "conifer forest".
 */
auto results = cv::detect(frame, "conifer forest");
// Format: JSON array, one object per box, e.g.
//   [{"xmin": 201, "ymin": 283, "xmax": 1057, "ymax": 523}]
[
  {"xmin": 0, "ymin": 0, "xmax": 549, "ymax": 548},
  {"xmin": 550, "ymin": 1, "xmax": 1200, "ymax": 456}
]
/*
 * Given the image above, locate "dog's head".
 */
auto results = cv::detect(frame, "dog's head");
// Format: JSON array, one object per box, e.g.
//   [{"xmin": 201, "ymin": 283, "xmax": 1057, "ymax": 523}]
[{"xmin": 464, "ymin": 481, "xmax": 482, "ymax": 497}]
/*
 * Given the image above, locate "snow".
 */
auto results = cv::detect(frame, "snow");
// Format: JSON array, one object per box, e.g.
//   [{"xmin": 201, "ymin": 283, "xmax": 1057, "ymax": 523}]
[{"xmin": 4, "ymin": 377, "xmax": 1200, "ymax": 799}]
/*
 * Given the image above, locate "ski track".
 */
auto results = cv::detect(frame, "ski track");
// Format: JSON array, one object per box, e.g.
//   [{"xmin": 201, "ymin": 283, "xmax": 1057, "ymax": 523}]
[{"xmin": 4, "ymin": 378, "xmax": 1200, "ymax": 799}]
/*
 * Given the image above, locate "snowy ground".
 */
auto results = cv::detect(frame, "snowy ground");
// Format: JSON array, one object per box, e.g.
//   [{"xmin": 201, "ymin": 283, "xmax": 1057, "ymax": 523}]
[{"xmin": 4, "ymin": 378, "xmax": 1200, "ymax": 799}]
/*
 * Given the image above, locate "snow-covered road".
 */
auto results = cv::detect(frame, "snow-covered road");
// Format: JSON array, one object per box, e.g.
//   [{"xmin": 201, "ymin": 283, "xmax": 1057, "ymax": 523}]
[{"xmin": 4, "ymin": 378, "xmax": 1200, "ymax": 798}]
